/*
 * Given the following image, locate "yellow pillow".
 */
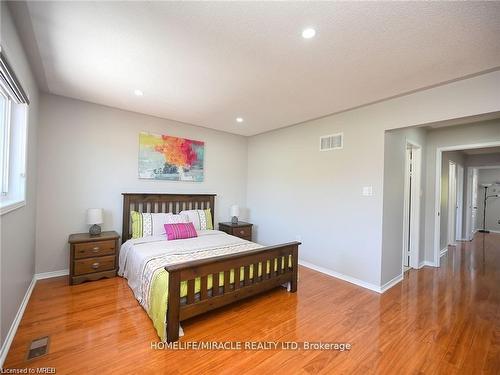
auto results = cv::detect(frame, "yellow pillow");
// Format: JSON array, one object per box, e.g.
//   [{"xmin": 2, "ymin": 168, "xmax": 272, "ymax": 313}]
[
  {"xmin": 130, "ymin": 211, "xmax": 143, "ymax": 238},
  {"xmin": 204, "ymin": 209, "xmax": 213, "ymax": 230}
]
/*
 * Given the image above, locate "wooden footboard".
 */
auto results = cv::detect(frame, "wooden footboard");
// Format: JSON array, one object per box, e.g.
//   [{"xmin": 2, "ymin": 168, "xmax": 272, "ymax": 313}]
[{"xmin": 164, "ymin": 242, "xmax": 300, "ymax": 342}]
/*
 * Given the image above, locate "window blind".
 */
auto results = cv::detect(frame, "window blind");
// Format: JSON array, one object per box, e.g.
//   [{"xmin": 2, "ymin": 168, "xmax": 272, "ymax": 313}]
[{"xmin": 0, "ymin": 51, "xmax": 29, "ymax": 105}]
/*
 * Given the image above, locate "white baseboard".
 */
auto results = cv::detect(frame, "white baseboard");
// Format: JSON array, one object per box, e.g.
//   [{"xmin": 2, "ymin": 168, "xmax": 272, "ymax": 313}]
[
  {"xmin": 418, "ymin": 260, "xmax": 436, "ymax": 269},
  {"xmin": 419, "ymin": 260, "xmax": 437, "ymax": 268},
  {"xmin": 35, "ymin": 269, "xmax": 69, "ymax": 280},
  {"xmin": 440, "ymin": 247, "xmax": 448, "ymax": 257},
  {"xmin": 0, "ymin": 276, "xmax": 36, "ymax": 367},
  {"xmin": 380, "ymin": 273, "xmax": 404, "ymax": 293},
  {"xmin": 469, "ymin": 229, "xmax": 500, "ymax": 236},
  {"xmin": 298, "ymin": 259, "xmax": 397, "ymax": 294},
  {"xmin": 0, "ymin": 269, "xmax": 68, "ymax": 367}
]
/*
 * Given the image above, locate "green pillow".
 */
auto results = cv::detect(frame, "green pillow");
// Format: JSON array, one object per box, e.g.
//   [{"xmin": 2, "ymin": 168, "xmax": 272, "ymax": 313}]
[
  {"xmin": 204, "ymin": 208, "xmax": 213, "ymax": 230},
  {"xmin": 130, "ymin": 211, "xmax": 143, "ymax": 239}
]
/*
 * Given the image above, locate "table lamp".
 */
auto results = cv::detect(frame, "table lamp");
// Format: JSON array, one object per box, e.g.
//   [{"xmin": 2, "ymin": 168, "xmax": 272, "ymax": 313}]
[
  {"xmin": 230, "ymin": 205, "xmax": 239, "ymax": 224},
  {"xmin": 87, "ymin": 208, "xmax": 103, "ymax": 235}
]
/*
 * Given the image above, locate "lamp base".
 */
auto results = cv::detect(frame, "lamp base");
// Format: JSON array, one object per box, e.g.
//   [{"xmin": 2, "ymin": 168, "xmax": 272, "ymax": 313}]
[
  {"xmin": 89, "ymin": 224, "xmax": 102, "ymax": 236},
  {"xmin": 231, "ymin": 216, "xmax": 238, "ymax": 224},
  {"xmin": 478, "ymin": 229, "xmax": 490, "ymax": 233}
]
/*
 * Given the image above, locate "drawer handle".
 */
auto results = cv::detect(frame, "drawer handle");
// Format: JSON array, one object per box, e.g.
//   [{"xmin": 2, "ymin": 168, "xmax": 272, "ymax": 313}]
[
  {"xmin": 240, "ymin": 230, "xmax": 245, "ymax": 235},
  {"xmin": 91, "ymin": 262, "xmax": 100, "ymax": 269},
  {"xmin": 92, "ymin": 247, "xmax": 100, "ymax": 252}
]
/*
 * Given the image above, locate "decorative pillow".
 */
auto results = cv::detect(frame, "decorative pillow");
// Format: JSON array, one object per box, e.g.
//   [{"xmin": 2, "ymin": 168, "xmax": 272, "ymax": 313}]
[
  {"xmin": 130, "ymin": 211, "xmax": 189, "ymax": 238},
  {"xmin": 164, "ymin": 222, "xmax": 198, "ymax": 241},
  {"xmin": 165, "ymin": 213, "xmax": 190, "ymax": 224},
  {"xmin": 180, "ymin": 209, "xmax": 213, "ymax": 230}
]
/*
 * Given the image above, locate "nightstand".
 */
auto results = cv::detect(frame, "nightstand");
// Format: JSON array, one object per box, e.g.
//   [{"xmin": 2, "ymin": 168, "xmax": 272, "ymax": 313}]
[
  {"xmin": 68, "ymin": 231, "xmax": 120, "ymax": 285},
  {"xmin": 219, "ymin": 222, "xmax": 253, "ymax": 241}
]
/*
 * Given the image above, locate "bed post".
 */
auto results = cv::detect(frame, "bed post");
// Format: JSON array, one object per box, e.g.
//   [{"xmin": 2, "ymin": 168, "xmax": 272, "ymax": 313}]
[
  {"xmin": 122, "ymin": 194, "xmax": 131, "ymax": 242},
  {"xmin": 290, "ymin": 244, "xmax": 299, "ymax": 293},
  {"xmin": 166, "ymin": 270, "xmax": 181, "ymax": 342}
]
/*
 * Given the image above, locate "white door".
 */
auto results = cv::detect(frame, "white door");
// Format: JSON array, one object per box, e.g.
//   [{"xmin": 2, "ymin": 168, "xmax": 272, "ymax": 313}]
[
  {"xmin": 471, "ymin": 169, "xmax": 478, "ymax": 234},
  {"xmin": 455, "ymin": 165, "xmax": 464, "ymax": 241},
  {"xmin": 448, "ymin": 162, "xmax": 457, "ymax": 246}
]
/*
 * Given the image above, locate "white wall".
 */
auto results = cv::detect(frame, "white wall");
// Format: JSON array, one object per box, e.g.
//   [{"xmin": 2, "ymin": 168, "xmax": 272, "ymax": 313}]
[
  {"xmin": 424, "ymin": 120, "xmax": 500, "ymax": 262},
  {"xmin": 36, "ymin": 94, "xmax": 248, "ymax": 273},
  {"xmin": 248, "ymin": 116, "xmax": 385, "ymax": 287},
  {"xmin": 467, "ymin": 153, "xmax": 500, "ymax": 167},
  {"xmin": 477, "ymin": 168, "xmax": 500, "ymax": 232},
  {"xmin": 248, "ymin": 70, "xmax": 500, "ymax": 289},
  {"xmin": 381, "ymin": 127, "xmax": 427, "ymax": 284},
  {"xmin": 0, "ymin": 3, "xmax": 39, "ymax": 348}
]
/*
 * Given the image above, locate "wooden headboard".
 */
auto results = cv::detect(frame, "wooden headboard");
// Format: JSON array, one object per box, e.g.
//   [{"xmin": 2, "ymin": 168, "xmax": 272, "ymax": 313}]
[{"xmin": 122, "ymin": 193, "xmax": 216, "ymax": 241}]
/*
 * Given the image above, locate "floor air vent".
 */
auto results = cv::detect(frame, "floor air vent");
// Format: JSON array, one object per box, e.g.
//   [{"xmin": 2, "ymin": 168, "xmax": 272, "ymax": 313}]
[{"xmin": 27, "ymin": 336, "xmax": 50, "ymax": 360}]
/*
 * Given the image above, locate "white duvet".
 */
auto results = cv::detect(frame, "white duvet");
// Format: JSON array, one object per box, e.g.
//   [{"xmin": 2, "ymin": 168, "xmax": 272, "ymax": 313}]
[{"xmin": 118, "ymin": 230, "xmax": 251, "ymax": 302}]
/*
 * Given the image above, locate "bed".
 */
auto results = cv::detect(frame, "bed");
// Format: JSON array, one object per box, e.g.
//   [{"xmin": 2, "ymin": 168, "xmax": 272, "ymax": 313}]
[{"xmin": 119, "ymin": 193, "xmax": 300, "ymax": 342}]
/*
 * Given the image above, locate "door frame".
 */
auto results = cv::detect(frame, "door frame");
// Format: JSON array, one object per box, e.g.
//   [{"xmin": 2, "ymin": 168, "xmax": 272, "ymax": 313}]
[
  {"xmin": 465, "ymin": 167, "xmax": 477, "ymax": 241},
  {"xmin": 447, "ymin": 161, "xmax": 457, "ymax": 246},
  {"xmin": 402, "ymin": 139, "xmax": 421, "ymax": 271},
  {"xmin": 455, "ymin": 164, "xmax": 464, "ymax": 242},
  {"xmin": 434, "ymin": 141, "xmax": 500, "ymax": 267}
]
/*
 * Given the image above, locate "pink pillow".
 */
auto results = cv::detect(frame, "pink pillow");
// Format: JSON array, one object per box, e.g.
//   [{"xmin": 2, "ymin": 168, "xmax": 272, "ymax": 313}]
[{"xmin": 164, "ymin": 222, "xmax": 198, "ymax": 240}]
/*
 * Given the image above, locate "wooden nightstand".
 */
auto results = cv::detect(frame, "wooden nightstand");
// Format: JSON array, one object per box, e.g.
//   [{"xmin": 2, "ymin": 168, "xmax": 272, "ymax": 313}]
[
  {"xmin": 219, "ymin": 222, "xmax": 253, "ymax": 241},
  {"xmin": 68, "ymin": 231, "xmax": 120, "ymax": 285}
]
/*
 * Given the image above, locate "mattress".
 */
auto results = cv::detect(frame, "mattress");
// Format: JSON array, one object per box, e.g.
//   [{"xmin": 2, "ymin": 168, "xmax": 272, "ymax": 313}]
[{"xmin": 118, "ymin": 230, "xmax": 262, "ymax": 301}]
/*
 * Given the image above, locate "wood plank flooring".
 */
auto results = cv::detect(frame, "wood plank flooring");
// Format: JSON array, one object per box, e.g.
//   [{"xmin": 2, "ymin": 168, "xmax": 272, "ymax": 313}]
[{"xmin": 4, "ymin": 233, "xmax": 500, "ymax": 374}]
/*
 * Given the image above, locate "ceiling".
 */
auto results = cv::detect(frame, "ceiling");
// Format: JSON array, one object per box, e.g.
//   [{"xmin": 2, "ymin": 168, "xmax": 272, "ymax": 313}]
[
  {"xmin": 8, "ymin": 1, "xmax": 500, "ymax": 136},
  {"xmin": 463, "ymin": 147, "xmax": 500, "ymax": 155}
]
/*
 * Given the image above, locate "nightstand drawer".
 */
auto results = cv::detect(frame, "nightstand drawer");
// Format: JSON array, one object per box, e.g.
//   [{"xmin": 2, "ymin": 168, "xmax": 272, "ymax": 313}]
[
  {"xmin": 219, "ymin": 222, "xmax": 253, "ymax": 241},
  {"xmin": 74, "ymin": 255, "xmax": 115, "ymax": 275},
  {"xmin": 233, "ymin": 226, "xmax": 251, "ymax": 238},
  {"xmin": 74, "ymin": 240, "xmax": 115, "ymax": 259}
]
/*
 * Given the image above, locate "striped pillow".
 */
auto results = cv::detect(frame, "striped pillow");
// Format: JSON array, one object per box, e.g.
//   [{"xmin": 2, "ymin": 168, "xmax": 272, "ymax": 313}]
[
  {"xmin": 179, "ymin": 209, "xmax": 213, "ymax": 230},
  {"xmin": 130, "ymin": 211, "xmax": 189, "ymax": 238},
  {"xmin": 164, "ymin": 222, "xmax": 198, "ymax": 240}
]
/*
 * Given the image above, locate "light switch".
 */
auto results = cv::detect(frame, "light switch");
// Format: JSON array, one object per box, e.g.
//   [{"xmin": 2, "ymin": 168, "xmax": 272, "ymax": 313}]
[{"xmin": 362, "ymin": 186, "xmax": 373, "ymax": 196}]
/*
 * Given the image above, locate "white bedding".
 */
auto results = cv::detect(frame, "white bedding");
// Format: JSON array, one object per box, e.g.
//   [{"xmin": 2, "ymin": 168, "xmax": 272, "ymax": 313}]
[{"xmin": 118, "ymin": 230, "xmax": 253, "ymax": 302}]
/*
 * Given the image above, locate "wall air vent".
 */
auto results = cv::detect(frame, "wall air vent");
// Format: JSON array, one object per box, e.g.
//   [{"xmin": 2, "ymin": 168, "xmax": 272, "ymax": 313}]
[{"xmin": 319, "ymin": 133, "xmax": 343, "ymax": 151}]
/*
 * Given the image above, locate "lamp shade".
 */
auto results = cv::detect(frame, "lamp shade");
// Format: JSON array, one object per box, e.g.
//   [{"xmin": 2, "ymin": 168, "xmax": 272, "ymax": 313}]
[
  {"xmin": 87, "ymin": 208, "xmax": 103, "ymax": 225},
  {"xmin": 230, "ymin": 205, "xmax": 240, "ymax": 217}
]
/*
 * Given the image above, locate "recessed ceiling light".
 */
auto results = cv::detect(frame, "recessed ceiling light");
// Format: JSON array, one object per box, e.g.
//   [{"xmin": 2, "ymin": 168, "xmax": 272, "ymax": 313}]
[
  {"xmin": 302, "ymin": 28, "xmax": 316, "ymax": 39},
  {"xmin": 134, "ymin": 89, "xmax": 144, "ymax": 96},
  {"xmin": 236, "ymin": 117, "xmax": 244, "ymax": 123}
]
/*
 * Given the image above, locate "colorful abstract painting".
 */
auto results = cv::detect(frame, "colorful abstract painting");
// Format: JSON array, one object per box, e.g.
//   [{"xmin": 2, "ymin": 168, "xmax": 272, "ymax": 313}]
[{"xmin": 139, "ymin": 132, "xmax": 204, "ymax": 181}]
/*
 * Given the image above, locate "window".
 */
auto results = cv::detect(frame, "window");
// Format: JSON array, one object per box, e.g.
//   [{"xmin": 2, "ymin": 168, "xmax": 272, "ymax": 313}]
[{"xmin": 0, "ymin": 51, "xmax": 29, "ymax": 215}]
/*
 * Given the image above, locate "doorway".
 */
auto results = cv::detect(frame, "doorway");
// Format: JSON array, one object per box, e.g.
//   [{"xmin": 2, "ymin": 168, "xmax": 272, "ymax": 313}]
[
  {"xmin": 434, "ymin": 141, "xmax": 500, "ymax": 267},
  {"xmin": 402, "ymin": 141, "xmax": 421, "ymax": 270},
  {"xmin": 465, "ymin": 166, "xmax": 500, "ymax": 237}
]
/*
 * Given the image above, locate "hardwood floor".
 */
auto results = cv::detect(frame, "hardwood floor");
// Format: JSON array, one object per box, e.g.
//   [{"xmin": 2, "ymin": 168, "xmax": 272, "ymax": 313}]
[{"xmin": 4, "ymin": 233, "xmax": 500, "ymax": 374}]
